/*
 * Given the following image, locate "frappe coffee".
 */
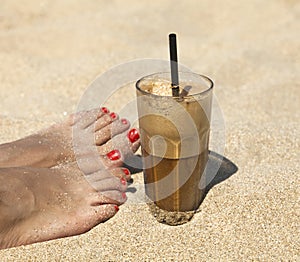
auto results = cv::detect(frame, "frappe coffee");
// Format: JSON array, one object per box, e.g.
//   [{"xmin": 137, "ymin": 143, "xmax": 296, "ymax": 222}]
[{"xmin": 136, "ymin": 72, "xmax": 213, "ymax": 213}]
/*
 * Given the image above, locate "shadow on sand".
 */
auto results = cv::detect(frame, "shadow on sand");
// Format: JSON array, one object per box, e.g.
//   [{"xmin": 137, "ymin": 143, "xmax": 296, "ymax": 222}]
[
  {"xmin": 124, "ymin": 151, "xmax": 238, "ymax": 199},
  {"xmin": 124, "ymin": 152, "xmax": 238, "ymax": 225},
  {"xmin": 202, "ymin": 150, "xmax": 238, "ymax": 200}
]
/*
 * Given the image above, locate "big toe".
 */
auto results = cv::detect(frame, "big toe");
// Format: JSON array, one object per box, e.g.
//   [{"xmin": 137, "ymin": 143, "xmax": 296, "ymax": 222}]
[
  {"xmin": 80, "ymin": 204, "xmax": 119, "ymax": 231},
  {"xmin": 92, "ymin": 204, "xmax": 119, "ymax": 223},
  {"xmin": 99, "ymin": 128, "xmax": 140, "ymax": 168}
]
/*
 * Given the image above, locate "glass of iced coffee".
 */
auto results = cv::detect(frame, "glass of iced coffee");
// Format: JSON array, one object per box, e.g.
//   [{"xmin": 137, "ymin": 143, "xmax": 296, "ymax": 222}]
[{"xmin": 136, "ymin": 72, "xmax": 213, "ymax": 216}]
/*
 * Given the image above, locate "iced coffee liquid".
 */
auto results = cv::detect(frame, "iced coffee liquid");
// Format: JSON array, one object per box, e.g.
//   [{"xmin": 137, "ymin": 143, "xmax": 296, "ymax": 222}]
[
  {"xmin": 142, "ymin": 150, "xmax": 208, "ymax": 211},
  {"xmin": 136, "ymin": 74, "xmax": 212, "ymax": 212}
]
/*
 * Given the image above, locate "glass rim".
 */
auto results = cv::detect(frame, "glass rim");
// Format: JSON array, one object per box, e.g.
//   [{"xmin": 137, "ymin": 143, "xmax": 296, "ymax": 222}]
[{"xmin": 135, "ymin": 71, "xmax": 214, "ymax": 98}]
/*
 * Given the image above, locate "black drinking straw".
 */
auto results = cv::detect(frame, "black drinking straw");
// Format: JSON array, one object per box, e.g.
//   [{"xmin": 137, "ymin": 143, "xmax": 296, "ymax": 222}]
[{"xmin": 169, "ymin": 33, "xmax": 180, "ymax": 97}]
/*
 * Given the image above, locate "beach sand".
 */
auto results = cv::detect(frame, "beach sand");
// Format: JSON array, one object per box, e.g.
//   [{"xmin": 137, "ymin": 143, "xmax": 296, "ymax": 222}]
[{"xmin": 0, "ymin": 0, "xmax": 299, "ymax": 260}]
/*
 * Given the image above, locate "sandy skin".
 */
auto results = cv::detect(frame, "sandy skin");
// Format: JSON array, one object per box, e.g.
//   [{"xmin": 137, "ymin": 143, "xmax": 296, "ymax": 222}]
[{"xmin": 0, "ymin": 107, "xmax": 140, "ymax": 249}]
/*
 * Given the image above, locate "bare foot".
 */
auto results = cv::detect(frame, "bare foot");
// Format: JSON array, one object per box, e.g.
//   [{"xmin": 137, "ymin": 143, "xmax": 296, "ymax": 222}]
[
  {"xmin": 0, "ymin": 107, "xmax": 138, "ymax": 169},
  {"xmin": 0, "ymin": 160, "xmax": 133, "ymax": 249}
]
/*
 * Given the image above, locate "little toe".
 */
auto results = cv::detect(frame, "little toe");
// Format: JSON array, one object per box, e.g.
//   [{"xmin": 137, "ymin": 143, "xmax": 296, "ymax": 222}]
[{"xmin": 94, "ymin": 118, "xmax": 130, "ymax": 145}]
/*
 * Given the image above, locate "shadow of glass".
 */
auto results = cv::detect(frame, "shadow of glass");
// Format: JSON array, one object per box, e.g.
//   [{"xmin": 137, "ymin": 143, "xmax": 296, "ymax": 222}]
[
  {"xmin": 124, "ymin": 152, "xmax": 238, "ymax": 225},
  {"xmin": 123, "ymin": 151, "xmax": 238, "ymax": 197},
  {"xmin": 203, "ymin": 151, "xmax": 238, "ymax": 199},
  {"xmin": 123, "ymin": 155, "xmax": 143, "ymax": 174},
  {"xmin": 124, "ymin": 151, "xmax": 238, "ymax": 198}
]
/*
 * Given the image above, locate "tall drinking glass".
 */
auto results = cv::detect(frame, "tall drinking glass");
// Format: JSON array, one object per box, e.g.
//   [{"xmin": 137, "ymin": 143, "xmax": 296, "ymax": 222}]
[{"xmin": 136, "ymin": 72, "xmax": 213, "ymax": 212}]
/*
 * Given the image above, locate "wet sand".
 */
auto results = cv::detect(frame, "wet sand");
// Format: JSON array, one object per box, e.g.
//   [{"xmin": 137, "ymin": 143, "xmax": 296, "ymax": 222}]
[{"xmin": 0, "ymin": 0, "xmax": 299, "ymax": 260}]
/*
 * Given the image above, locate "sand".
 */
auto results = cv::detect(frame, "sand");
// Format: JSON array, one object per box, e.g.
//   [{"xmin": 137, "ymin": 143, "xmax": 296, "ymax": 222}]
[{"xmin": 0, "ymin": 0, "xmax": 299, "ymax": 260}]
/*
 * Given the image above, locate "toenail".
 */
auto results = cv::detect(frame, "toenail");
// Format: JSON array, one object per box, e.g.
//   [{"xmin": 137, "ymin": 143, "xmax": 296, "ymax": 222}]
[
  {"xmin": 127, "ymin": 128, "xmax": 140, "ymax": 143},
  {"xmin": 121, "ymin": 118, "xmax": 128, "ymax": 125},
  {"xmin": 110, "ymin": 112, "xmax": 117, "ymax": 119},
  {"xmin": 114, "ymin": 205, "xmax": 119, "ymax": 212},
  {"xmin": 106, "ymin": 149, "xmax": 121, "ymax": 161},
  {"xmin": 101, "ymin": 107, "xmax": 109, "ymax": 114},
  {"xmin": 120, "ymin": 177, "xmax": 127, "ymax": 185},
  {"xmin": 122, "ymin": 192, "xmax": 127, "ymax": 199},
  {"xmin": 122, "ymin": 168, "xmax": 130, "ymax": 176}
]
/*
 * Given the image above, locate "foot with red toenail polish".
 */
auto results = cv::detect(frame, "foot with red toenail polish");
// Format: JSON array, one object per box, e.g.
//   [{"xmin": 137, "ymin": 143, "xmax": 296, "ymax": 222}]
[
  {"xmin": 0, "ymin": 107, "xmax": 135, "ymax": 169},
  {"xmin": 0, "ymin": 106, "xmax": 141, "ymax": 249},
  {"xmin": 0, "ymin": 161, "xmax": 127, "ymax": 249}
]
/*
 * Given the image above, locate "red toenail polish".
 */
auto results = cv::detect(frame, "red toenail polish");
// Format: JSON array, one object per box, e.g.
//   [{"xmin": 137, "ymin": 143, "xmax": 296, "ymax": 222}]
[
  {"xmin": 127, "ymin": 128, "xmax": 140, "ymax": 143},
  {"xmin": 120, "ymin": 177, "xmax": 127, "ymax": 185},
  {"xmin": 106, "ymin": 149, "xmax": 121, "ymax": 161},
  {"xmin": 114, "ymin": 205, "xmax": 119, "ymax": 212},
  {"xmin": 122, "ymin": 192, "xmax": 127, "ymax": 199},
  {"xmin": 101, "ymin": 107, "xmax": 109, "ymax": 114},
  {"xmin": 110, "ymin": 112, "xmax": 117, "ymax": 119},
  {"xmin": 122, "ymin": 168, "xmax": 130, "ymax": 176},
  {"xmin": 121, "ymin": 118, "xmax": 128, "ymax": 125}
]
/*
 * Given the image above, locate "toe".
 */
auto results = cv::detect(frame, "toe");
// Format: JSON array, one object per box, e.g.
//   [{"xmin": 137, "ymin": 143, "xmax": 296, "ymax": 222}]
[
  {"xmin": 87, "ymin": 186, "xmax": 127, "ymax": 205},
  {"xmin": 85, "ymin": 169, "xmax": 111, "ymax": 181},
  {"xmin": 74, "ymin": 108, "xmax": 111, "ymax": 129},
  {"xmin": 93, "ymin": 112, "xmax": 119, "ymax": 132},
  {"xmin": 88, "ymin": 176, "xmax": 127, "ymax": 192},
  {"xmin": 86, "ymin": 167, "xmax": 130, "ymax": 182},
  {"xmin": 109, "ymin": 167, "xmax": 131, "ymax": 181},
  {"xmin": 99, "ymin": 128, "xmax": 140, "ymax": 168},
  {"xmin": 94, "ymin": 117, "xmax": 130, "ymax": 145},
  {"xmin": 68, "ymin": 111, "xmax": 86, "ymax": 125},
  {"xmin": 99, "ymin": 190, "xmax": 127, "ymax": 205},
  {"xmin": 70, "ymin": 204, "xmax": 119, "ymax": 234},
  {"xmin": 100, "ymin": 128, "xmax": 140, "ymax": 154},
  {"xmin": 89, "ymin": 204, "xmax": 119, "ymax": 224},
  {"xmin": 76, "ymin": 110, "xmax": 98, "ymax": 128},
  {"xmin": 101, "ymin": 149, "xmax": 124, "ymax": 168}
]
